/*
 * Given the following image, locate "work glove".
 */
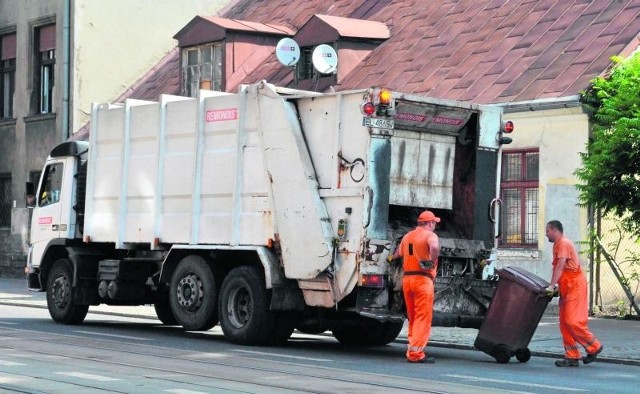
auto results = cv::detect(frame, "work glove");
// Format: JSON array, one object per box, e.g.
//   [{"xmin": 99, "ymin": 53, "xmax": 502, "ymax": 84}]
[
  {"xmin": 419, "ymin": 260, "xmax": 434, "ymax": 269},
  {"xmin": 545, "ymin": 286, "xmax": 559, "ymax": 297}
]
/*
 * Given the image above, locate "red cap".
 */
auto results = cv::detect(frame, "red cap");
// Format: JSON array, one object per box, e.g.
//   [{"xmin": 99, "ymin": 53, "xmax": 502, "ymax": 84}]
[{"xmin": 417, "ymin": 210, "xmax": 440, "ymax": 223}]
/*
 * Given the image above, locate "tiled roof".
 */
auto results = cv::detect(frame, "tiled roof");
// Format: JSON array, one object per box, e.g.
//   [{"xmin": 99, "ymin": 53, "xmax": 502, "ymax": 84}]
[
  {"xmin": 313, "ymin": 14, "xmax": 390, "ymax": 40},
  {"xmin": 221, "ymin": 0, "xmax": 640, "ymax": 103},
  {"xmin": 115, "ymin": 47, "xmax": 182, "ymax": 102},
  {"xmin": 176, "ymin": 15, "xmax": 295, "ymax": 39},
  {"xmin": 122, "ymin": 0, "xmax": 640, "ymax": 105},
  {"xmin": 200, "ymin": 16, "xmax": 295, "ymax": 35}
]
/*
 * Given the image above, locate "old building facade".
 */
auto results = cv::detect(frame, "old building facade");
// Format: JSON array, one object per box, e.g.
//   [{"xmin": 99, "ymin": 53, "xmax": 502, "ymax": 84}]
[{"xmin": 0, "ymin": 0, "xmax": 230, "ymax": 276}]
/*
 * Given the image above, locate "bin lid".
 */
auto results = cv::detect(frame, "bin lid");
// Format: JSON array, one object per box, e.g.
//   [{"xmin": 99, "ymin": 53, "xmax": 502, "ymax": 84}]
[{"xmin": 497, "ymin": 266, "xmax": 550, "ymax": 293}]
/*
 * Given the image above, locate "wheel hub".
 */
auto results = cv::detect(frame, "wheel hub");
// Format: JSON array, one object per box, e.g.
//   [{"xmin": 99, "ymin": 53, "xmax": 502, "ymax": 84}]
[
  {"xmin": 51, "ymin": 275, "xmax": 69, "ymax": 309},
  {"xmin": 176, "ymin": 274, "xmax": 203, "ymax": 310},
  {"xmin": 228, "ymin": 287, "xmax": 251, "ymax": 328}
]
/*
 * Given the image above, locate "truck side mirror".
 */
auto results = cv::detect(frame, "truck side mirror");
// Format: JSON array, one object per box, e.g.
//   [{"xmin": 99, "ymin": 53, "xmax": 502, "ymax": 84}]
[{"xmin": 25, "ymin": 182, "xmax": 35, "ymax": 208}]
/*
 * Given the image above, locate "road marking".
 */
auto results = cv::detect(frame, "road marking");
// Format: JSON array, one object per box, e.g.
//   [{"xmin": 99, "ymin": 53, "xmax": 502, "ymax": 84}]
[
  {"xmin": 0, "ymin": 293, "xmax": 31, "ymax": 299},
  {"xmin": 232, "ymin": 349, "xmax": 332, "ymax": 362},
  {"xmin": 0, "ymin": 376, "xmax": 22, "ymax": 384},
  {"xmin": 0, "ymin": 360, "xmax": 27, "ymax": 366},
  {"xmin": 0, "ymin": 321, "xmax": 19, "ymax": 325},
  {"xmin": 165, "ymin": 390, "xmax": 210, "ymax": 394},
  {"xmin": 73, "ymin": 330, "xmax": 151, "ymax": 341},
  {"xmin": 185, "ymin": 352, "xmax": 228, "ymax": 359},
  {"xmin": 56, "ymin": 372, "xmax": 121, "ymax": 382},
  {"xmin": 445, "ymin": 374, "xmax": 588, "ymax": 392}
]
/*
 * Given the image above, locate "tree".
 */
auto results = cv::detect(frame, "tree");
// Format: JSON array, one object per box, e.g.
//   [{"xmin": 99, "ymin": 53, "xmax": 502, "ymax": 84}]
[{"xmin": 577, "ymin": 51, "xmax": 640, "ymax": 237}]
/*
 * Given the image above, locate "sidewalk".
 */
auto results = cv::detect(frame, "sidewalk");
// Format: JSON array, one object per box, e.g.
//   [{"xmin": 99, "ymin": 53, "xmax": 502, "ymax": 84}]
[{"xmin": 1, "ymin": 278, "xmax": 638, "ymax": 366}]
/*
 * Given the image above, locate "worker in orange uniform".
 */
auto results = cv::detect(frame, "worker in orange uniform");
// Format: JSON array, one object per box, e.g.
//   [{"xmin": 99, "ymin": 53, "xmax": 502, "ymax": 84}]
[
  {"xmin": 389, "ymin": 210, "xmax": 440, "ymax": 363},
  {"xmin": 545, "ymin": 220, "xmax": 603, "ymax": 367}
]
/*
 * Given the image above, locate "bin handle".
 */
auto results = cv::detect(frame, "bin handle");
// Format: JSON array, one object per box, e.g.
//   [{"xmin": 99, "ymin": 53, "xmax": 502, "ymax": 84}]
[
  {"xmin": 536, "ymin": 293, "xmax": 553, "ymax": 302},
  {"xmin": 363, "ymin": 187, "xmax": 373, "ymax": 228}
]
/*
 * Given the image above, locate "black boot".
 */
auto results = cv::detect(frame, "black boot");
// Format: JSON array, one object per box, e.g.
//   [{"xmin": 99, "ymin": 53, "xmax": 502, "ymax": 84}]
[
  {"xmin": 583, "ymin": 345, "xmax": 603, "ymax": 364},
  {"xmin": 555, "ymin": 358, "xmax": 579, "ymax": 367}
]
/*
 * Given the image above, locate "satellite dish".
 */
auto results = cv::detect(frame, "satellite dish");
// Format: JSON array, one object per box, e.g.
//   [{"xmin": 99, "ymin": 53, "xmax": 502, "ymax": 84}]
[
  {"xmin": 312, "ymin": 44, "xmax": 338, "ymax": 74},
  {"xmin": 276, "ymin": 38, "xmax": 300, "ymax": 66}
]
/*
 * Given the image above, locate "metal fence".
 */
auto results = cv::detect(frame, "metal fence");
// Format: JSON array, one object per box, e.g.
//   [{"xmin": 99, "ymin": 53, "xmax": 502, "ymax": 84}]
[{"xmin": 590, "ymin": 211, "xmax": 640, "ymax": 317}]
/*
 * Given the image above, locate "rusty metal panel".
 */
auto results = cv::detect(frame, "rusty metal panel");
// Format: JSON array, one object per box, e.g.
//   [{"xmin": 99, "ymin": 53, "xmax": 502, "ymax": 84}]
[
  {"xmin": 394, "ymin": 100, "xmax": 473, "ymax": 134},
  {"xmin": 389, "ymin": 130, "xmax": 456, "ymax": 209},
  {"xmin": 256, "ymin": 85, "xmax": 334, "ymax": 280}
]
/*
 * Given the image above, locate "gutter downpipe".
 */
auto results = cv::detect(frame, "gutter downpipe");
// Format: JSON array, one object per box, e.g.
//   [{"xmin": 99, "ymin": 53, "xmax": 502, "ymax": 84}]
[
  {"xmin": 497, "ymin": 95, "xmax": 582, "ymax": 114},
  {"xmin": 62, "ymin": 0, "xmax": 71, "ymax": 141}
]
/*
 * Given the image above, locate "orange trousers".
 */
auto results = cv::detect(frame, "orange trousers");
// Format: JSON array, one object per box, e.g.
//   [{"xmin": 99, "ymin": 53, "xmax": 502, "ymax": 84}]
[
  {"xmin": 558, "ymin": 270, "xmax": 601, "ymax": 359},
  {"xmin": 403, "ymin": 275, "xmax": 434, "ymax": 362}
]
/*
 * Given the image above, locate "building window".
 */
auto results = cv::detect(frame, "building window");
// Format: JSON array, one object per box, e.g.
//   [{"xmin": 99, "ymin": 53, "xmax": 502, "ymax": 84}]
[
  {"xmin": 297, "ymin": 47, "xmax": 314, "ymax": 80},
  {"xmin": 35, "ymin": 24, "xmax": 56, "ymax": 114},
  {"xmin": 181, "ymin": 43, "xmax": 222, "ymax": 97},
  {"xmin": 500, "ymin": 149, "xmax": 539, "ymax": 247},
  {"xmin": 296, "ymin": 45, "xmax": 336, "ymax": 81},
  {"xmin": 30, "ymin": 170, "xmax": 42, "ymax": 191},
  {"xmin": 0, "ymin": 173, "xmax": 11, "ymax": 228},
  {"xmin": 1, "ymin": 32, "xmax": 16, "ymax": 119}
]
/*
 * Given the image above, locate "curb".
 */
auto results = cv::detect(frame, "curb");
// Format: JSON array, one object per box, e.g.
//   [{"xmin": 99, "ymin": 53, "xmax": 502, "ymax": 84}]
[{"xmin": 397, "ymin": 338, "xmax": 640, "ymax": 367}]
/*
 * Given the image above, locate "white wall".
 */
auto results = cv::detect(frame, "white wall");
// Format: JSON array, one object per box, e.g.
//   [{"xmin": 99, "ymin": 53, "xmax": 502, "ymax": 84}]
[
  {"xmin": 496, "ymin": 106, "xmax": 590, "ymax": 281},
  {"xmin": 71, "ymin": 0, "xmax": 230, "ymax": 135}
]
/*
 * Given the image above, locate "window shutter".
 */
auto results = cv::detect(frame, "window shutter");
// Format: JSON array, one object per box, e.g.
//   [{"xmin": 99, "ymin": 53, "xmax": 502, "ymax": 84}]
[
  {"xmin": 39, "ymin": 24, "xmax": 56, "ymax": 52},
  {"xmin": 1, "ymin": 33, "xmax": 16, "ymax": 60}
]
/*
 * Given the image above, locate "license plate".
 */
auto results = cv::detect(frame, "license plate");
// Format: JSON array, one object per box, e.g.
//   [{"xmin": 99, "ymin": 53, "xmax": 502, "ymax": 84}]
[{"xmin": 363, "ymin": 117, "xmax": 395, "ymax": 129}]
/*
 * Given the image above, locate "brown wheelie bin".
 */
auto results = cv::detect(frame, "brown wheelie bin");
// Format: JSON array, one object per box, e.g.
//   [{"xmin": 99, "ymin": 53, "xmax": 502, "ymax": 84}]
[{"xmin": 474, "ymin": 266, "xmax": 551, "ymax": 363}]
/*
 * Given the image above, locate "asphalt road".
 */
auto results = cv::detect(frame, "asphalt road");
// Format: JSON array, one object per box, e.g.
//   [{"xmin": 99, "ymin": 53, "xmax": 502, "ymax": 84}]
[{"xmin": 1, "ymin": 304, "xmax": 638, "ymax": 394}]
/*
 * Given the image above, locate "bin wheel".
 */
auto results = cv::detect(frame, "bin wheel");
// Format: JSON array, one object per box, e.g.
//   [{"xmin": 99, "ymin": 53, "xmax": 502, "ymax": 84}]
[
  {"xmin": 493, "ymin": 345, "xmax": 511, "ymax": 364},
  {"xmin": 515, "ymin": 348, "xmax": 531, "ymax": 363}
]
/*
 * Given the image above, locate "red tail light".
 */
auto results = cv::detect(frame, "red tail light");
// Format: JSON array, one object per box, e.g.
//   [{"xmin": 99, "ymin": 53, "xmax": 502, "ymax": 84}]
[
  {"xmin": 361, "ymin": 102, "xmax": 375, "ymax": 116},
  {"xmin": 361, "ymin": 274, "xmax": 385, "ymax": 287},
  {"xmin": 503, "ymin": 120, "xmax": 514, "ymax": 133}
]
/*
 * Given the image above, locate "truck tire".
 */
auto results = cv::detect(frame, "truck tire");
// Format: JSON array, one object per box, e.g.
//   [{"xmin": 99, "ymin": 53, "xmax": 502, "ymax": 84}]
[
  {"xmin": 219, "ymin": 266, "xmax": 275, "ymax": 345},
  {"xmin": 154, "ymin": 291, "xmax": 178, "ymax": 325},
  {"xmin": 332, "ymin": 317, "xmax": 401, "ymax": 346},
  {"xmin": 371, "ymin": 321, "xmax": 404, "ymax": 346},
  {"xmin": 170, "ymin": 256, "xmax": 219, "ymax": 331},
  {"xmin": 46, "ymin": 258, "xmax": 89, "ymax": 325},
  {"xmin": 295, "ymin": 320, "xmax": 329, "ymax": 335},
  {"xmin": 266, "ymin": 313, "xmax": 297, "ymax": 346}
]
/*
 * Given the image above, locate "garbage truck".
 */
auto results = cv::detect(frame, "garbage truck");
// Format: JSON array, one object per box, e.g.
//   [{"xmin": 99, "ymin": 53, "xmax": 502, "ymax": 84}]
[{"xmin": 26, "ymin": 81, "xmax": 511, "ymax": 346}]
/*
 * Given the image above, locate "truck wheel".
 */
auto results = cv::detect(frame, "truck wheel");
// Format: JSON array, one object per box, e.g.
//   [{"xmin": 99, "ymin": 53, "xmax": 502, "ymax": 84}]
[
  {"xmin": 46, "ymin": 258, "xmax": 89, "ymax": 325},
  {"xmin": 154, "ymin": 291, "xmax": 177, "ymax": 325},
  {"xmin": 266, "ymin": 313, "xmax": 297, "ymax": 346},
  {"xmin": 170, "ymin": 256, "xmax": 219, "ymax": 331},
  {"xmin": 295, "ymin": 320, "xmax": 329, "ymax": 335},
  {"xmin": 332, "ymin": 317, "xmax": 400, "ymax": 346},
  {"xmin": 372, "ymin": 321, "xmax": 404, "ymax": 346},
  {"xmin": 219, "ymin": 266, "xmax": 275, "ymax": 345},
  {"xmin": 332, "ymin": 324, "xmax": 369, "ymax": 346}
]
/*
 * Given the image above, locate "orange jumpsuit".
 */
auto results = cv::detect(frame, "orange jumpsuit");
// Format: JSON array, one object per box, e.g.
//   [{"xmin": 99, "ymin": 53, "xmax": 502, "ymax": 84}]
[
  {"xmin": 553, "ymin": 237, "xmax": 602, "ymax": 360},
  {"xmin": 398, "ymin": 226, "xmax": 438, "ymax": 362}
]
